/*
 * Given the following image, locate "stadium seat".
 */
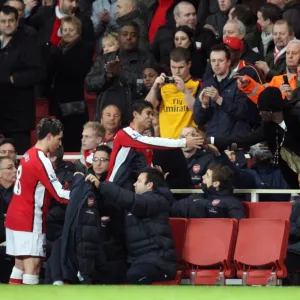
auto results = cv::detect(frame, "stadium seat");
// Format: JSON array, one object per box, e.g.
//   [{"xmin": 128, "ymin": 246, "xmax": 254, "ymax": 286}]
[
  {"xmin": 234, "ymin": 219, "xmax": 289, "ymax": 286},
  {"xmin": 243, "ymin": 202, "xmax": 292, "ymax": 219},
  {"xmin": 152, "ymin": 218, "xmax": 188, "ymax": 285},
  {"xmin": 182, "ymin": 219, "xmax": 238, "ymax": 285}
]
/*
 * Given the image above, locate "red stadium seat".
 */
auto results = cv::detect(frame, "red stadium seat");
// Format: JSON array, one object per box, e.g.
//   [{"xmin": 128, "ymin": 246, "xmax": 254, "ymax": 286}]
[
  {"xmin": 152, "ymin": 218, "xmax": 188, "ymax": 285},
  {"xmin": 182, "ymin": 219, "xmax": 238, "ymax": 285},
  {"xmin": 243, "ymin": 202, "xmax": 292, "ymax": 219},
  {"xmin": 234, "ymin": 219, "xmax": 289, "ymax": 285}
]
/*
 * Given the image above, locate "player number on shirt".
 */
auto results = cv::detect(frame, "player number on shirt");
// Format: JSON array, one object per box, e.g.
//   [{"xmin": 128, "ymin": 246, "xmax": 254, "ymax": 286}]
[{"xmin": 14, "ymin": 165, "xmax": 22, "ymax": 195}]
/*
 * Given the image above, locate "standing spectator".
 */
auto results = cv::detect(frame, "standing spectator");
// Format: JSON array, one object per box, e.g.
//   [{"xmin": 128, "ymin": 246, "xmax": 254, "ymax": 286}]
[
  {"xmin": 194, "ymin": 44, "xmax": 250, "ymax": 137},
  {"xmin": 4, "ymin": 0, "xmax": 37, "ymax": 37},
  {"xmin": 102, "ymin": 32, "xmax": 119, "ymax": 54},
  {"xmin": 0, "ymin": 6, "xmax": 46, "ymax": 154},
  {"xmin": 86, "ymin": 167, "xmax": 177, "ymax": 284},
  {"xmin": 75, "ymin": 122, "xmax": 105, "ymax": 174},
  {"xmin": 146, "ymin": 47, "xmax": 200, "ymax": 138},
  {"xmin": 255, "ymin": 19, "xmax": 295, "ymax": 81},
  {"xmin": 229, "ymin": 4, "xmax": 262, "ymax": 51},
  {"xmin": 48, "ymin": 16, "xmax": 93, "ymax": 152},
  {"xmin": 100, "ymin": 105, "xmax": 122, "ymax": 148},
  {"xmin": 257, "ymin": 3, "xmax": 282, "ymax": 57},
  {"xmin": 0, "ymin": 138, "xmax": 17, "ymax": 165},
  {"xmin": 282, "ymin": 0, "xmax": 300, "ymax": 39},
  {"xmin": 85, "ymin": 22, "xmax": 153, "ymax": 126},
  {"xmin": 205, "ymin": 0, "xmax": 238, "ymax": 40},
  {"xmin": 91, "ymin": 0, "xmax": 118, "ymax": 53},
  {"xmin": 150, "ymin": 1, "xmax": 216, "ymax": 71},
  {"xmin": 115, "ymin": 0, "xmax": 148, "ymax": 51}
]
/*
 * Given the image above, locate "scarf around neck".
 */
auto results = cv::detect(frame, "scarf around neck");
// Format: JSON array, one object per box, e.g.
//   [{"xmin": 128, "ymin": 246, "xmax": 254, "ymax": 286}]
[{"xmin": 50, "ymin": 4, "xmax": 67, "ymax": 46}]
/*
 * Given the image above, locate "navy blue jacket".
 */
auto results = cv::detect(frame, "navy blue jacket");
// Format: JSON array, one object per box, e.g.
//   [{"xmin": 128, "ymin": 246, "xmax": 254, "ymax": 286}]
[
  {"xmin": 194, "ymin": 75, "xmax": 251, "ymax": 137},
  {"xmin": 100, "ymin": 182, "xmax": 177, "ymax": 278}
]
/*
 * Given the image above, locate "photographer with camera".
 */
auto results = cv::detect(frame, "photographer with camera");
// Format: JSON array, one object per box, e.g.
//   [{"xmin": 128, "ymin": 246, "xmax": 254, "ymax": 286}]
[{"xmin": 146, "ymin": 47, "xmax": 201, "ymax": 139}]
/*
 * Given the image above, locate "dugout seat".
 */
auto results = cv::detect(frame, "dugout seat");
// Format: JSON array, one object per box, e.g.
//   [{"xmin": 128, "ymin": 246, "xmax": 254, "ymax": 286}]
[
  {"xmin": 152, "ymin": 218, "xmax": 188, "ymax": 285},
  {"xmin": 234, "ymin": 218, "xmax": 289, "ymax": 285},
  {"xmin": 182, "ymin": 218, "xmax": 238, "ymax": 285},
  {"xmin": 243, "ymin": 202, "xmax": 292, "ymax": 219}
]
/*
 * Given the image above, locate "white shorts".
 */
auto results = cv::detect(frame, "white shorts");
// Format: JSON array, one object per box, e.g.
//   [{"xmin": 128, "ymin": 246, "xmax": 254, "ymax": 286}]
[{"xmin": 5, "ymin": 229, "xmax": 46, "ymax": 257}]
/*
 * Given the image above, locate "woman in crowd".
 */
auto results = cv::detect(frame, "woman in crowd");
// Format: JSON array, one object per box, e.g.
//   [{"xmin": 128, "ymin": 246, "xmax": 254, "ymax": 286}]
[
  {"xmin": 102, "ymin": 32, "xmax": 119, "ymax": 54},
  {"xmin": 49, "ymin": 16, "xmax": 94, "ymax": 152}
]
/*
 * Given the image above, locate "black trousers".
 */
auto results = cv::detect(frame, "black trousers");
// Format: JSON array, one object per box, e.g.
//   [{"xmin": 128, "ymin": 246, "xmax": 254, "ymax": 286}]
[
  {"xmin": 2, "ymin": 131, "xmax": 31, "ymax": 155},
  {"xmin": 285, "ymin": 251, "xmax": 300, "ymax": 273},
  {"xmin": 126, "ymin": 263, "xmax": 171, "ymax": 285}
]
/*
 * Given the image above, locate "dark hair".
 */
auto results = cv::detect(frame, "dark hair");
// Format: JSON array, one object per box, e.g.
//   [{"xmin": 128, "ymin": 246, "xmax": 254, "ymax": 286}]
[
  {"xmin": 210, "ymin": 44, "xmax": 231, "ymax": 60},
  {"xmin": 274, "ymin": 19, "xmax": 294, "ymax": 36},
  {"xmin": 95, "ymin": 145, "xmax": 112, "ymax": 157},
  {"xmin": 5, "ymin": 0, "xmax": 25, "ymax": 9},
  {"xmin": 174, "ymin": 25, "xmax": 194, "ymax": 41},
  {"xmin": 170, "ymin": 47, "xmax": 191, "ymax": 63},
  {"xmin": 231, "ymin": 4, "xmax": 256, "ymax": 27},
  {"xmin": 49, "ymin": 146, "xmax": 64, "ymax": 165},
  {"xmin": 100, "ymin": 104, "xmax": 121, "ymax": 119},
  {"xmin": 140, "ymin": 167, "xmax": 166, "ymax": 190},
  {"xmin": 120, "ymin": 21, "xmax": 140, "ymax": 36},
  {"xmin": 0, "ymin": 155, "xmax": 13, "ymax": 166},
  {"xmin": 258, "ymin": 3, "xmax": 282, "ymax": 24},
  {"xmin": 0, "ymin": 4, "xmax": 18, "ymax": 20},
  {"xmin": 132, "ymin": 101, "xmax": 154, "ymax": 114},
  {"xmin": 0, "ymin": 138, "xmax": 16, "ymax": 149},
  {"xmin": 37, "ymin": 118, "xmax": 64, "ymax": 140},
  {"xmin": 209, "ymin": 164, "xmax": 234, "ymax": 190}
]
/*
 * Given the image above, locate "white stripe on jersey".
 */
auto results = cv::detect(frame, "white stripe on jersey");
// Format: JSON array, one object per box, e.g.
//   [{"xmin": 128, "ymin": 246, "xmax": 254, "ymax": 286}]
[
  {"xmin": 33, "ymin": 182, "xmax": 45, "ymax": 233},
  {"xmin": 122, "ymin": 127, "xmax": 186, "ymax": 148},
  {"xmin": 109, "ymin": 147, "xmax": 131, "ymax": 182}
]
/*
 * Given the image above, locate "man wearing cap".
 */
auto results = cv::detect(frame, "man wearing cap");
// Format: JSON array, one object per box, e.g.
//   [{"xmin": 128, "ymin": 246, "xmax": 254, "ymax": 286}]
[
  {"xmin": 224, "ymin": 36, "xmax": 265, "ymax": 128},
  {"xmin": 193, "ymin": 43, "xmax": 251, "ymax": 138},
  {"xmin": 236, "ymin": 39, "xmax": 300, "ymax": 104},
  {"xmin": 204, "ymin": 86, "xmax": 300, "ymax": 189}
]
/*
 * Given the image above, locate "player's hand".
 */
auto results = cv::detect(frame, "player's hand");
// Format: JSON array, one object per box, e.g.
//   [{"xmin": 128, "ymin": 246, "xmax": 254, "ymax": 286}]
[
  {"xmin": 85, "ymin": 174, "xmax": 100, "ymax": 188},
  {"xmin": 154, "ymin": 165, "xmax": 170, "ymax": 180},
  {"xmin": 185, "ymin": 136, "xmax": 205, "ymax": 149},
  {"xmin": 204, "ymin": 144, "xmax": 220, "ymax": 156},
  {"xmin": 233, "ymin": 75, "xmax": 250, "ymax": 88}
]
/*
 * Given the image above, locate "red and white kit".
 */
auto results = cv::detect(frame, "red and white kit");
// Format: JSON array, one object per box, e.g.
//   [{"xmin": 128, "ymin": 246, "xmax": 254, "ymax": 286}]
[
  {"xmin": 5, "ymin": 147, "xmax": 70, "ymax": 257},
  {"xmin": 107, "ymin": 126, "xmax": 186, "ymax": 182}
]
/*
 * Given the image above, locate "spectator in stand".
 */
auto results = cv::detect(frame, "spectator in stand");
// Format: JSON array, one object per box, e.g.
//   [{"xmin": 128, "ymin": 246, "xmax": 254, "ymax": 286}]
[
  {"xmin": 197, "ymin": 0, "xmax": 220, "ymax": 28},
  {"xmin": 4, "ymin": 0, "xmax": 37, "ymax": 37},
  {"xmin": 149, "ymin": 1, "xmax": 216, "ymax": 71},
  {"xmin": 229, "ymin": 4, "xmax": 261, "ymax": 51},
  {"xmin": 268, "ymin": 0, "xmax": 300, "ymax": 39},
  {"xmin": 255, "ymin": 19, "xmax": 295, "ymax": 82},
  {"xmin": 48, "ymin": 16, "xmax": 93, "ymax": 152},
  {"xmin": 75, "ymin": 122, "xmax": 105, "ymax": 174},
  {"xmin": 86, "ymin": 167, "xmax": 177, "ymax": 284},
  {"xmin": 223, "ymin": 36, "xmax": 265, "ymax": 129},
  {"xmin": 100, "ymin": 105, "xmax": 121, "ymax": 148},
  {"xmin": 0, "ymin": 6, "xmax": 46, "ymax": 154},
  {"xmin": 205, "ymin": 0, "xmax": 238, "ymax": 40},
  {"xmin": 180, "ymin": 126, "xmax": 215, "ymax": 187},
  {"xmin": 257, "ymin": 3, "xmax": 282, "ymax": 57},
  {"xmin": 204, "ymin": 86, "xmax": 300, "ymax": 189},
  {"xmin": 91, "ymin": 0, "xmax": 118, "ymax": 53},
  {"xmin": 0, "ymin": 156, "xmax": 16, "ymax": 243},
  {"xmin": 106, "ymin": 101, "xmax": 204, "ymax": 189},
  {"xmin": 194, "ymin": 44, "xmax": 251, "ymax": 138},
  {"xmin": 28, "ymin": 0, "xmax": 95, "ymax": 56},
  {"xmin": 202, "ymin": 19, "xmax": 264, "ymax": 80},
  {"xmin": 174, "ymin": 25, "xmax": 211, "ymax": 79},
  {"xmin": 236, "ymin": 39, "xmax": 300, "ymax": 104},
  {"xmin": 102, "ymin": 32, "xmax": 119, "ymax": 54},
  {"xmin": 170, "ymin": 164, "xmax": 245, "ymax": 219},
  {"xmin": 0, "ymin": 138, "xmax": 17, "ymax": 165},
  {"xmin": 115, "ymin": 0, "xmax": 148, "ymax": 51},
  {"xmin": 86, "ymin": 22, "xmax": 153, "ymax": 126},
  {"xmin": 146, "ymin": 47, "xmax": 200, "ymax": 139}
]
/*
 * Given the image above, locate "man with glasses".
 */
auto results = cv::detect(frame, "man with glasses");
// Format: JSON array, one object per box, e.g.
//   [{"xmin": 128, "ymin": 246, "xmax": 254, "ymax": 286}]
[{"xmin": 0, "ymin": 138, "xmax": 17, "ymax": 165}]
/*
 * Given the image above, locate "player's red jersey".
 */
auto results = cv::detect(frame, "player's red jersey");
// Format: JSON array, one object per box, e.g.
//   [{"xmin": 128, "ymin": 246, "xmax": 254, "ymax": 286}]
[{"xmin": 5, "ymin": 147, "xmax": 70, "ymax": 233}]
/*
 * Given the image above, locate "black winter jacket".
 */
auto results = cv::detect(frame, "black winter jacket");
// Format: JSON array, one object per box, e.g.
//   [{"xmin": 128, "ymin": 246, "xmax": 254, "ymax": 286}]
[
  {"xmin": 0, "ymin": 184, "xmax": 13, "ymax": 243},
  {"xmin": 288, "ymin": 199, "xmax": 300, "ymax": 256},
  {"xmin": 100, "ymin": 182, "xmax": 177, "ymax": 277}
]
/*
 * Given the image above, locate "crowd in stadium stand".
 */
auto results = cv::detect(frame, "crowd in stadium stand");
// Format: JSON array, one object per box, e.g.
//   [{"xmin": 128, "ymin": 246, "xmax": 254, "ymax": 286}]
[{"xmin": 1, "ymin": 0, "xmax": 300, "ymax": 286}]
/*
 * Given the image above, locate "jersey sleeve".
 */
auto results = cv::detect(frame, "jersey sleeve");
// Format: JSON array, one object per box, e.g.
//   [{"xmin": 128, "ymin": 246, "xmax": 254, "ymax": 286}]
[
  {"xmin": 37, "ymin": 151, "xmax": 70, "ymax": 203},
  {"xmin": 121, "ymin": 127, "xmax": 186, "ymax": 149}
]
